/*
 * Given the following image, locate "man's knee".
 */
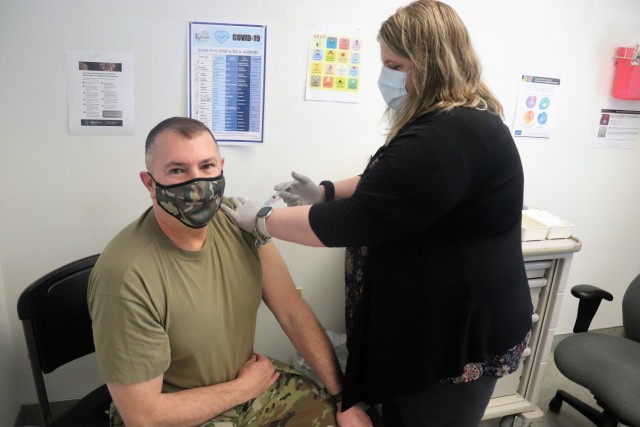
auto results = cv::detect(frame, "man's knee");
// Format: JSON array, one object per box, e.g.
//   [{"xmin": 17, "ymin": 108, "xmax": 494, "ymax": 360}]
[{"xmin": 244, "ymin": 360, "xmax": 337, "ymax": 426}]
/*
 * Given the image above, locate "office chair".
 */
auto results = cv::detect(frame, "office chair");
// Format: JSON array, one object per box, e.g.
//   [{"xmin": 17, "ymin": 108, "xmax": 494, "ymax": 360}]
[
  {"xmin": 549, "ymin": 273, "xmax": 640, "ymax": 427},
  {"xmin": 17, "ymin": 254, "xmax": 111, "ymax": 427}
]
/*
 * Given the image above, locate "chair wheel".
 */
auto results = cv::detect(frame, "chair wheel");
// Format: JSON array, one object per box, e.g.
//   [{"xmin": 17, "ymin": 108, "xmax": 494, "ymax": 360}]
[
  {"xmin": 499, "ymin": 414, "xmax": 516, "ymax": 427},
  {"xmin": 549, "ymin": 396, "xmax": 563, "ymax": 412}
]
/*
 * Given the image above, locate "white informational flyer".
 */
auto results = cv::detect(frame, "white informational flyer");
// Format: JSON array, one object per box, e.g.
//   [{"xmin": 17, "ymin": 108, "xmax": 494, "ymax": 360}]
[
  {"xmin": 512, "ymin": 75, "xmax": 560, "ymax": 139},
  {"xmin": 188, "ymin": 22, "xmax": 266, "ymax": 145},
  {"xmin": 305, "ymin": 23, "xmax": 363, "ymax": 103},
  {"xmin": 594, "ymin": 109, "xmax": 640, "ymax": 149},
  {"xmin": 66, "ymin": 51, "xmax": 134, "ymax": 135}
]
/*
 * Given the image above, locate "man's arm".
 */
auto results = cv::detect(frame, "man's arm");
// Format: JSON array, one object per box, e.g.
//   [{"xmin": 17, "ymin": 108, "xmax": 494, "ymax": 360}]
[
  {"xmin": 259, "ymin": 243, "xmax": 372, "ymax": 426},
  {"xmin": 107, "ymin": 353, "xmax": 279, "ymax": 427}
]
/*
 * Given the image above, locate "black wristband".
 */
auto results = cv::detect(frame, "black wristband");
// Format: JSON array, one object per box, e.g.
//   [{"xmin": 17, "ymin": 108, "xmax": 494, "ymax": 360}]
[
  {"xmin": 330, "ymin": 391, "xmax": 343, "ymax": 404},
  {"xmin": 320, "ymin": 180, "xmax": 335, "ymax": 202}
]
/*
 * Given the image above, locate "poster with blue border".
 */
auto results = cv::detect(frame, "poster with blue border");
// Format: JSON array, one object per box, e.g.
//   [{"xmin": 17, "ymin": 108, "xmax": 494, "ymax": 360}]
[{"xmin": 189, "ymin": 22, "xmax": 266, "ymax": 144}]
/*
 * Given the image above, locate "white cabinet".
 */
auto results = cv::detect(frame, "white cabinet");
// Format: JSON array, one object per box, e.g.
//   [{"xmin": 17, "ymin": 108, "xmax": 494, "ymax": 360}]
[{"xmin": 483, "ymin": 237, "xmax": 582, "ymax": 425}]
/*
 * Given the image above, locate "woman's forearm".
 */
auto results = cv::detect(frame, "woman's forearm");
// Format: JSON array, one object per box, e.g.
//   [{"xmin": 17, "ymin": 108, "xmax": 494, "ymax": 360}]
[
  {"xmin": 333, "ymin": 176, "xmax": 360, "ymax": 200},
  {"xmin": 266, "ymin": 205, "xmax": 324, "ymax": 247}
]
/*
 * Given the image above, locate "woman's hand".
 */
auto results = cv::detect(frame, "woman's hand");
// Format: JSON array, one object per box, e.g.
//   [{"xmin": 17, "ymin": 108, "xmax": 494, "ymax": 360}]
[
  {"xmin": 274, "ymin": 171, "xmax": 324, "ymax": 206},
  {"xmin": 220, "ymin": 196, "xmax": 262, "ymax": 234}
]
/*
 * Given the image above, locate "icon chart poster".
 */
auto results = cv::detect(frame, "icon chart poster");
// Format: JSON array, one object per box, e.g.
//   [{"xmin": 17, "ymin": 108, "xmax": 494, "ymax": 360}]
[
  {"xmin": 189, "ymin": 22, "xmax": 266, "ymax": 144},
  {"xmin": 305, "ymin": 24, "xmax": 363, "ymax": 103},
  {"xmin": 512, "ymin": 75, "xmax": 560, "ymax": 139}
]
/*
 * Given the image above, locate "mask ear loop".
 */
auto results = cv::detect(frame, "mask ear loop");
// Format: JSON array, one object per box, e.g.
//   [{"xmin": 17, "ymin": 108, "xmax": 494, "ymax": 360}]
[
  {"xmin": 145, "ymin": 172, "xmax": 160, "ymax": 199},
  {"xmin": 147, "ymin": 172, "xmax": 159, "ymax": 185}
]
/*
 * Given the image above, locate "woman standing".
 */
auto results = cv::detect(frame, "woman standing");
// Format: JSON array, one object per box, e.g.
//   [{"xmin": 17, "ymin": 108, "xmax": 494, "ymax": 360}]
[{"xmin": 223, "ymin": 1, "xmax": 532, "ymax": 425}]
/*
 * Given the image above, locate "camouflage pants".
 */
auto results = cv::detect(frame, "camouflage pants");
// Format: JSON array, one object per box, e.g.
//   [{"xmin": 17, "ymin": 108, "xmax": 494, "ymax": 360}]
[{"xmin": 110, "ymin": 358, "xmax": 337, "ymax": 427}]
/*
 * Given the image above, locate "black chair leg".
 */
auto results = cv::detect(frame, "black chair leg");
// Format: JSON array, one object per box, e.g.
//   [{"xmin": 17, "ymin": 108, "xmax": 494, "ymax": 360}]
[
  {"xmin": 549, "ymin": 389, "xmax": 606, "ymax": 426},
  {"xmin": 599, "ymin": 406, "xmax": 621, "ymax": 427}
]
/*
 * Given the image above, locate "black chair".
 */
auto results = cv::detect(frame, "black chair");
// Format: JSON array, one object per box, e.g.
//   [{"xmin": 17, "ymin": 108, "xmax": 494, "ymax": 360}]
[
  {"xmin": 549, "ymin": 273, "xmax": 640, "ymax": 426},
  {"xmin": 17, "ymin": 254, "xmax": 111, "ymax": 427}
]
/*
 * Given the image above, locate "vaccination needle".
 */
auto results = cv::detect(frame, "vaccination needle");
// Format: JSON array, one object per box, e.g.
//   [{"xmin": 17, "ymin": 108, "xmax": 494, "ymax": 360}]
[{"xmin": 264, "ymin": 184, "xmax": 292, "ymax": 206}]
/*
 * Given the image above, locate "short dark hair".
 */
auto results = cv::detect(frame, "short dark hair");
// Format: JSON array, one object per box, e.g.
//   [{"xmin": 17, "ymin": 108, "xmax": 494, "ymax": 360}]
[{"xmin": 145, "ymin": 117, "xmax": 216, "ymax": 155}]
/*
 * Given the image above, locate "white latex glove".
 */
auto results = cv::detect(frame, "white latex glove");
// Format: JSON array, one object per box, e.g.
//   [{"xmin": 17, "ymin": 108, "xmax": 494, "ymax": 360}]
[
  {"xmin": 220, "ymin": 196, "xmax": 262, "ymax": 234},
  {"xmin": 273, "ymin": 171, "xmax": 323, "ymax": 207}
]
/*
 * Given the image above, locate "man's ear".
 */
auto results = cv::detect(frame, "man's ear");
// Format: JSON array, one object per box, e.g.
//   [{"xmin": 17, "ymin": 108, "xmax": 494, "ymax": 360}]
[{"xmin": 139, "ymin": 171, "xmax": 155, "ymax": 199}]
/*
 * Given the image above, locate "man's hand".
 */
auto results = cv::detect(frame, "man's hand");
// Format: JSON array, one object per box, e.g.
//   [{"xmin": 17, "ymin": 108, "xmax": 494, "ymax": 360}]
[
  {"xmin": 336, "ymin": 402, "xmax": 374, "ymax": 427},
  {"xmin": 274, "ymin": 171, "xmax": 324, "ymax": 207},
  {"xmin": 220, "ymin": 196, "xmax": 262, "ymax": 234},
  {"xmin": 107, "ymin": 353, "xmax": 280, "ymax": 427},
  {"xmin": 235, "ymin": 353, "xmax": 280, "ymax": 400}
]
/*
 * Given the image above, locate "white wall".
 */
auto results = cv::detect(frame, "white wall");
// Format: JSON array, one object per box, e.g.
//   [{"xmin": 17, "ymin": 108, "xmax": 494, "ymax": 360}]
[
  {"xmin": 1, "ymin": 0, "xmax": 640, "ymax": 425},
  {"xmin": 0, "ymin": 266, "xmax": 18, "ymax": 426}
]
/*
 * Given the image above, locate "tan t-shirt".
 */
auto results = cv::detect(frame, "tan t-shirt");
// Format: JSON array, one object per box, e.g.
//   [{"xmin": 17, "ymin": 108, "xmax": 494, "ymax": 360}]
[{"xmin": 88, "ymin": 206, "xmax": 262, "ymax": 391}]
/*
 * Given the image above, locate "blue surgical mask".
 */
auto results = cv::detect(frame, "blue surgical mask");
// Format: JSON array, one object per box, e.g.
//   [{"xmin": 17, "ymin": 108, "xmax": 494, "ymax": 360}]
[{"xmin": 377, "ymin": 67, "xmax": 408, "ymax": 109}]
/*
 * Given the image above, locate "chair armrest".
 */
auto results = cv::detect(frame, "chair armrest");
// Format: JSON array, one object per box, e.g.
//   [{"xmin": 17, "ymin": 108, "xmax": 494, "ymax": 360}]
[{"xmin": 570, "ymin": 284, "xmax": 614, "ymax": 333}]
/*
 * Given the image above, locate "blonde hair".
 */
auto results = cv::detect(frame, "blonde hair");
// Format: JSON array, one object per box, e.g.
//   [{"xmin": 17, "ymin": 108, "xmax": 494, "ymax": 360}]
[{"xmin": 378, "ymin": 0, "xmax": 504, "ymax": 143}]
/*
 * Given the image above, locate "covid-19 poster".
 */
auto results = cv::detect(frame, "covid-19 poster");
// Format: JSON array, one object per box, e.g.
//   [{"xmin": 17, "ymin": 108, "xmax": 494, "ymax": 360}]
[{"xmin": 188, "ymin": 22, "xmax": 267, "ymax": 144}]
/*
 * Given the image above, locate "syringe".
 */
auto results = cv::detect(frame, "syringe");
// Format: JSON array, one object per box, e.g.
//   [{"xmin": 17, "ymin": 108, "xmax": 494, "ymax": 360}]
[
  {"xmin": 264, "ymin": 192, "xmax": 282, "ymax": 206},
  {"xmin": 264, "ymin": 186, "xmax": 291, "ymax": 206},
  {"xmin": 264, "ymin": 179, "xmax": 295, "ymax": 206}
]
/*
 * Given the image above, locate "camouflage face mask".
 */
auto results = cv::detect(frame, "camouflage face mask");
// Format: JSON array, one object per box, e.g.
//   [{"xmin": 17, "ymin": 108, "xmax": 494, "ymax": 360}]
[{"xmin": 150, "ymin": 173, "xmax": 225, "ymax": 229}]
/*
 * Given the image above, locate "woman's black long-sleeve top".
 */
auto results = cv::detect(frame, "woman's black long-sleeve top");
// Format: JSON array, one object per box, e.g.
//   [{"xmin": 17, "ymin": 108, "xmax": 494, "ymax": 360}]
[{"xmin": 309, "ymin": 107, "xmax": 533, "ymax": 409}]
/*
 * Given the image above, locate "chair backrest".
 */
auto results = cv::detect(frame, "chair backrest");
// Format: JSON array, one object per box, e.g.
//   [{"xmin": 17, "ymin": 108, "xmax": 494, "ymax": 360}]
[
  {"xmin": 622, "ymin": 272, "xmax": 640, "ymax": 343},
  {"xmin": 17, "ymin": 254, "xmax": 106, "ymax": 427},
  {"xmin": 17, "ymin": 254, "xmax": 100, "ymax": 374}
]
